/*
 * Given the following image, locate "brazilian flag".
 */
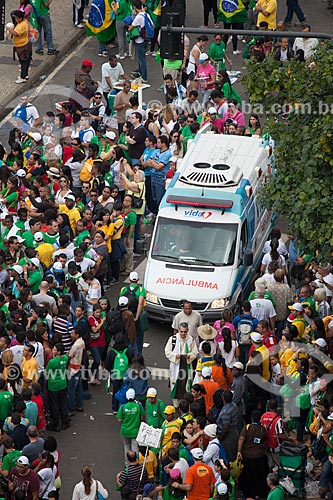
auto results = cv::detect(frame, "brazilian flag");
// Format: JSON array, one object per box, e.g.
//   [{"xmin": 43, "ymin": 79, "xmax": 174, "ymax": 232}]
[
  {"xmin": 146, "ymin": 0, "xmax": 161, "ymax": 28},
  {"xmin": 218, "ymin": 0, "xmax": 248, "ymax": 24},
  {"xmin": 86, "ymin": 0, "xmax": 117, "ymax": 42}
]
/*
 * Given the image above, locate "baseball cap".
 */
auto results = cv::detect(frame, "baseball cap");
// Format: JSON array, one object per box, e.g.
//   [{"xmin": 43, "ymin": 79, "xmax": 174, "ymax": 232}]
[
  {"xmin": 82, "ymin": 59, "xmax": 95, "ymax": 67},
  {"xmin": 34, "ymin": 232, "xmax": 44, "ymax": 243},
  {"xmin": 143, "ymin": 484, "xmax": 155, "ymax": 496},
  {"xmin": 53, "ymin": 262, "xmax": 63, "ymax": 272},
  {"xmin": 64, "ymin": 193, "xmax": 75, "ymax": 201},
  {"xmin": 147, "ymin": 387, "xmax": 157, "ymax": 398},
  {"xmin": 217, "ymin": 483, "xmax": 228, "ymax": 495},
  {"xmin": 208, "ymin": 107, "xmax": 217, "ymax": 115},
  {"xmin": 170, "ymin": 156, "xmax": 177, "ymax": 163},
  {"xmin": 191, "ymin": 447, "xmax": 203, "ymax": 460},
  {"xmin": 233, "ymin": 361, "xmax": 244, "ymax": 370},
  {"xmin": 178, "ymin": 115, "xmax": 187, "ymax": 123},
  {"xmin": 29, "ymin": 132, "xmax": 42, "ymax": 142},
  {"xmin": 17, "ymin": 456, "xmax": 30, "ymax": 466},
  {"xmin": 129, "ymin": 271, "xmax": 139, "ymax": 282},
  {"xmin": 288, "ymin": 303, "xmax": 303, "ymax": 312},
  {"xmin": 118, "ymin": 296, "xmax": 129, "ymax": 307},
  {"xmin": 17, "ymin": 169, "xmax": 27, "ymax": 178},
  {"xmin": 315, "ymin": 338, "xmax": 327, "ymax": 348},
  {"xmin": 10, "ymin": 265, "xmax": 23, "ymax": 275},
  {"xmin": 250, "ymin": 332, "xmax": 262, "ymax": 343},
  {"xmin": 97, "ymin": 124, "xmax": 106, "ymax": 133},
  {"xmin": 164, "ymin": 405, "xmax": 176, "ymax": 415},
  {"xmin": 198, "ymin": 53, "xmax": 208, "ymax": 62},
  {"xmin": 105, "ymin": 131, "xmax": 116, "ymax": 140},
  {"xmin": 202, "ymin": 366, "xmax": 212, "ymax": 378},
  {"xmin": 126, "ymin": 388, "xmax": 135, "ymax": 400},
  {"xmin": 29, "ymin": 258, "xmax": 40, "ymax": 267},
  {"xmin": 16, "ymin": 236, "xmax": 24, "ymax": 243}
]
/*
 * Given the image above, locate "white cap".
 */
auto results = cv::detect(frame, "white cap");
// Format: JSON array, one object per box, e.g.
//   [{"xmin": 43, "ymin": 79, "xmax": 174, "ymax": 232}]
[
  {"xmin": 217, "ymin": 483, "xmax": 228, "ymax": 495},
  {"xmin": 10, "ymin": 265, "xmax": 23, "ymax": 275},
  {"xmin": 315, "ymin": 338, "xmax": 327, "ymax": 348},
  {"xmin": 29, "ymin": 132, "xmax": 42, "ymax": 142},
  {"xmin": 204, "ymin": 423, "xmax": 217, "ymax": 438},
  {"xmin": 170, "ymin": 156, "xmax": 177, "ymax": 163},
  {"xmin": 17, "ymin": 456, "xmax": 30, "ymax": 466},
  {"xmin": 208, "ymin": 107, "xmax": 217, "ymax": 115},
  {"xmin": 105, "ymin": 131, "xmax": 116, "ymax": 140},
  {"xmin": 198, "ymin": 53, "xmax": 208, "ymax": 62},
  {"xmin": 202, "ymin": 366, "xmax": 212, "ymax": 378},
  {"xmin": 288, "ymin": 302, "xmax": 303, "ymax": 312},
  {"xmin": 147, "ymin": 387, "xmax": 157, "ymax": 398},
  {"xmin": 53, "ymin": 262, "xmax": 63, "ymax": 272},
  {"xmin": 126, "ymin": 388, "xmax": 135, "ymax": 400},
  {"xmin": 64, "ymin": 193, "xmax": 75, "ymax": 201},
  {"xmin": 16, "ymin": 236, "xmax": 24, "ymax": 243},
  {"xmin": 17, "ymin": 169, "xmax": 27, "ymax": 177},
  {"xmin": 34, "ymin": 232, "xmax": 44, "ymax": 242},
  {"xmin": 191, "ymin": 447, "xmax": 203, "ymax": 459},
  {"xmin": 233, "ymin": 361, "xmax": 244, "ymax": 370},
  {"xmin": 250, "ymin": 332, "xmax": 262, "ymax": 343},
  {"xmin": 119, "ymin": 296, "xmax": 129, "ymax": 307},
  {"xmin": 29, "ymin": 258, "xmax": 40, "ymax": 267},
  {"xmin": 129, "ymin": 271, "xmax": 139, "ymax": 282}
]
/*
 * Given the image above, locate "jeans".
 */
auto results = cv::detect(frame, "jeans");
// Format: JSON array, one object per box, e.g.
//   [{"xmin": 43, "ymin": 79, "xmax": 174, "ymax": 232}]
[
  {"xmin": 99, "ymin": 41, "xmax": 106, "ymax": 52},
  {"xmin": 134, "ymin": 41, "xmax": 147, "ymax": 80},
  {"xmin": 151, "ymin": 175, "xmax": 165, "ymax": 208},
  {"xmin": 67, "ymin": 371, "xmax": 84, "ymax": 411},
  {"xmin": 116, "ymin": 20, "xmax": 128, "ymax": 56},
  {"xmin": 90, "ymin": 346, "xmax": 105, "ymax": 379},
  {"xmin": 319, "ymin": 457, "xmax": 333, "ymax": 489},
  {"xmin": 112, "ymin": 379, "xmax": 123, "ymax": 411},
  {"xmin": 284, "ymin": 0, "xmax": 305, "ymax": 22},
  {"xmin": 123, "ymin": 436, "xmax": 139, "ymax": 464},
  {"xmin": 37, "ymin": 14, "xmax": 55, "ymax": 51}
]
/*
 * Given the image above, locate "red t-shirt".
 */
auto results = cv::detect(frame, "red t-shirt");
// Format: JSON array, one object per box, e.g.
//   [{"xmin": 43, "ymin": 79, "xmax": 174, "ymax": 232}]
[
  {"xmin": 8, "ymin": 468, "xmax": 40, "ymax": 500},
  {"xmin": 88, "ymin": 315, "xmax": 106, "ymax": 348},
  {"xmin": 32, "ymin": 394, "xmax": 46, "ymax": 431}
]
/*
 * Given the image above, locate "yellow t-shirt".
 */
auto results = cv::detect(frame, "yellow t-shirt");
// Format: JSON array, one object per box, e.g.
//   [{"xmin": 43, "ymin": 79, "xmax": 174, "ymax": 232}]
[
  {"xmin": 13, "ymin": 19, "xmax": 29, "ymax": 47},
  {"xmin": 36, "ymin": 242, "xmax": 55, "ymax": 268},
  {"xmin": 256, "ymin": 0, "xmax": 277, "ymax": 29},
  {"xmin": 161, "ymin": 419, "xmax": 182, "ymax": 454},
  {"xmin": 139, "ymin": 450, "xmax": 157, "ymax": 478},
  {"xmin": 98, "ymin": 223, "xmax": 114, "ymax": 252},
  {"xmin": 112, "ymin": 216, "xmax": 124, "ymax": 241},
  {"xmin": 21, "ymin": 357, "xmax": 39, "ymax": 387},
  {"xmin": 59, "ymin": 205, "xmax": 82, "ymax": 234},
  {"xmin": 256, "ymin": 344, "xmax": 270, "ymax": 381}
]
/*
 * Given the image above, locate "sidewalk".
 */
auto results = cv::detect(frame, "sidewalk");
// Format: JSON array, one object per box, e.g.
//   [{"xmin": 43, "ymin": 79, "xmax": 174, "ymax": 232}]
[{"xmin": 0, "ymin": 0, "xmax": 87, "ymax": 120}]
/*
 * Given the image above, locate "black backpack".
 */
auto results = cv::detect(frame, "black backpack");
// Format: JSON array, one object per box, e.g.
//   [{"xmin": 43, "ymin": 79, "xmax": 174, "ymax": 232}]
[
  {"xmin": 122, "ymin": 286, "xmax": 139, "ymax": 315},
  {"xmin": 107, "ymin": 307, "xmax": 124, "ymax": 336}
]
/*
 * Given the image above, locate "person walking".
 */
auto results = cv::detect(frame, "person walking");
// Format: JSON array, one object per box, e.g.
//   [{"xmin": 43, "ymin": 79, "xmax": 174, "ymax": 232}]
[
  {"xmin": 116, "ymin": 388, "xmax": 144, "ymax": 462},
  {"xmin": 72, "ymin": 465, "xmax": 108, "ymax": 500},
  {"xmin": 171, "ymin": 448, "xmax": 215, "ymax": 500},
  {"xmin": 46, "ymin": 343, "xmax": 71, "ymax": 432}
]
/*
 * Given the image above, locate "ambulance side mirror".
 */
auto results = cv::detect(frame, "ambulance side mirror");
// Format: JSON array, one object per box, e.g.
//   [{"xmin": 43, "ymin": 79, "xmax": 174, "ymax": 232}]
[{"xmin": 243, "ymin": 251, "xmax": 253, "ymax": 267}]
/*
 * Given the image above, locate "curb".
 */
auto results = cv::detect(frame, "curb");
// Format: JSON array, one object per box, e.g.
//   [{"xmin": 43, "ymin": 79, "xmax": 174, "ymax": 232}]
[{"xmin": 0, "ymin": 28, "xmax": 88, "ymax": 122}]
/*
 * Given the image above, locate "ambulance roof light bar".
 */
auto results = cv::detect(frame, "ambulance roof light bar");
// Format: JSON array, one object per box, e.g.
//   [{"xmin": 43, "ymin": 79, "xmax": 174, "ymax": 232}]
[{"xmin": 166, "ymin": 195, "xmax": 233, "ymax": 209}]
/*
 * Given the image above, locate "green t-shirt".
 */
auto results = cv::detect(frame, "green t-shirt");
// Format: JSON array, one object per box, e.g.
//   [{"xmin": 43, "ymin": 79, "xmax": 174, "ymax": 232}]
[
  {"xmin": 75, "ymin": 230, "xmax": 91, "ymax": 247},
  {"xmin": 116, "ymin": 0, "xmax": 133, "ymax": 21},
  {"xmin": 28, "ymin": 269, "xmax": 43, "ymax": 294},
  {"xmin": 0, "ymin": 391, "xmax": 13, "ymax": 420},
  {"xmin": 120, "ymin": 283, "xmax": 146, "ymax": 300},
  {"xmin": 180, "ymin": 125, "xmax": 192, "ymax": 138},
  {"xmin": 2, "ymin": 450, "xmax": 22, "ymax": 471},
  {"xmin": 22, "ymin": 231, "xmax": 34, "ymax": 248},
  {"xmin": 90, "ymin": 136, "xmax": 104, "ymax": 156},
  {"xmin": 117, "ymin": 401, "xmax": 144, "ymax": 438},
  {"xmin": 208, "ymin": 41, "xmax": 227, "ymax": 69},
  {"xmin": 267, "ymin": 485, "xmax": 285, "ymax": 500},
  {"xmin": 146, "ymin": 399, "xmax": 166, "ymax": 428},
  {"xmin": 43, "ymin": 232, "xmax": 59, "ymax": 245},
  {"xmin": 122, "ymin": 210, "xmax": 137, "ymax": 239},
  {"xmin": 32, "ymin": 0, "xmax": 49, "ymax": 17},
  {"xmin": 46, "ymin": 355, "xmax": 69, "ymax": 391},
  {"xmin": 15, "ymin": 220, "xmax": 26, "ymax": 231},
  {"xmin": 164, "ymin": 59, "xmax": 182, "ymax": 70},
  {"xmin": 117, "ymin": 134, "xmax": 131, "ymax": 163},
  {"xmin": 221, "ymin": 82, "xmax": 242, "ymax": 105}
]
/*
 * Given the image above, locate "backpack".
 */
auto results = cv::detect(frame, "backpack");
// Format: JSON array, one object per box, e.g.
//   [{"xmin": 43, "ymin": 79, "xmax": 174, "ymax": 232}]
[
  {"xmin": 207, "ymin": 405, "xmax": 220, "ymax": 424},
  {"xmin": 107, "ymin": 307, "xmax": 124, "ymax": 336},
  {"xmin": 263, "ymin": 333, "xmax": 278, "ymax": 348},
  {"xmin": 139, "ymin": 12, "xmax": 154, "ymax": 40},
  {"xmin": 212, "ymin": 441, "xmax": 228, "ymax": 461},
  {"xmin": 315, "ymin": 436, "xmax": 327, "ymax": 461},
  {"xmin": 122, "ymin": 285, "xmax": 139, "ymax": 315},
  {"xmin": 13, "ymin": 103, "xmax": 33, "ymax": 124},
  {"xmin": 112, "ymin": 348, "xmax": 129, "ymax": 380},
  {"xmin": 236, "ymin": 315, "xmax": 255, "ymax": 345}
]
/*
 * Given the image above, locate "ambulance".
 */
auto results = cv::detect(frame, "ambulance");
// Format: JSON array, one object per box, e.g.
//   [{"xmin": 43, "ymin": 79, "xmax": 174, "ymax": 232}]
[{"xmin": 144, "ymin": 132, "xmax": 275, "ymax": 322}]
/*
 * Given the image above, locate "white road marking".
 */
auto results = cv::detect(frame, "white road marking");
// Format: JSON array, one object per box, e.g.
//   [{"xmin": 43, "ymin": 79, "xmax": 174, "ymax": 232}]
[{"xmin": 143, "ymin": 342, "xmax": 150, "ymax": 348}]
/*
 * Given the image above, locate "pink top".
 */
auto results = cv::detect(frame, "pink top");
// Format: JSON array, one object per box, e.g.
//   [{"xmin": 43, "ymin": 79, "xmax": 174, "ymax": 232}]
[
  {"xmin": 223, "ymin": 109, "xmax": 246, "ymax": 127},
  {"xmin": 19, "ymin": 3, "xmax": 32, "ymax": 21},
  {"xmin": 213, "ymin": 320, "xmax": 235, "ymax": 343},
  {"xmin": 196, "ymin": 63, "xmax": 217, "ymax": 91}
]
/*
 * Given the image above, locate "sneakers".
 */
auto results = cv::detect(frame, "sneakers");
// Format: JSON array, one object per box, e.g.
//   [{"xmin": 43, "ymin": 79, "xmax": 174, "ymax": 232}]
[
  {"xmin": 116, "ymin": 53, "xmax": 125, "ymax": 59},
  {"xmin": 48, "ymin": 49, "xmax": 59, "ymax": 55},
  {"xmin": 131, "ymin": 71, "xmax": 141, "ymax": 78},
  {"xmin": 285, "ymin": 21, "xmax": 292, "ymax": 26},
  {"xmin": 75, "ymin": 22, "xmax": 86, "ymax": 28},
  {"xmin": 145, "ymin": 50, "xmax": 153, "ymax": 55},
  {"xmin": 15, "ymin": 77, "xmax": 26, "ymax": 84},
  {"xmin": 294, "ymin": 19, "xmax": 307, "ymax": 26},
  {"xmin": 90, "ymin": 379, "xmax": 101, "ymax": 386},
  {"xmin": 36, "ymin": 49, "xmax": 44, "ymax": 55},
  {"xmin": 141, "ymin": 79, "xmax": 149, "ymax": 84},
  {"xmin": 233, "ymin": 50, "xmax": 241, "ymax": 55},
  {"xmin": 151, "ymin": 50, "xmax": 158, "ymax": 56}
]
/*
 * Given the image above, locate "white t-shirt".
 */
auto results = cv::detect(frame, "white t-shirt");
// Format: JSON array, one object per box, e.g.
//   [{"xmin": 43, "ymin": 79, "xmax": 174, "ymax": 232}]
[
  {"xmin": 31, "ymin": 341, "xmax": 45, "ymax": 371},
  {"xmin": 132, "ymin": 12, "xmax": 146, "ymax": 44},
  {"xmin": 250, "ymin": 298, "xmax": 276, "ymax": 321},
  {"xmin": 14, "ymin": 102, "xmax": 39, "ymax": 126},
  {"xmin": 316, "ymin": 273, "xmax": 333, "ymax": 298},
  {"xmin": 87, "ymin": 281, "xmax": 102, "ymax": 314},
  {"xmin": 218, "ymin": 339, "xmax": 238, "ymax": 368},
  {"xmin": 261, "ymin": 252, "xmax": 286, "ymax": 272},
  {"xmin": 81, "ymin": 127, "xmax": 95, "ymax": 144},
  {"xmin": 10, "ymin": 344, "xmax": 24, "ymax": 365},
  {"xmin": 172, "ymin": 310, "xmax": 203, "ymax": 343},
  {"xmin": 101, "ymin": 62, "xmax": 125, "ymax": 92},
  {"xmin": 38, "ymin": 466, "xmax": 56, "ymax": 499},
  {"xmin": 263, "ymin": 238, "xmax": 287, "ymax": 256},
  {"xmin": 174, "ymin": 457, "xmax": 189, "ymax": 482}
]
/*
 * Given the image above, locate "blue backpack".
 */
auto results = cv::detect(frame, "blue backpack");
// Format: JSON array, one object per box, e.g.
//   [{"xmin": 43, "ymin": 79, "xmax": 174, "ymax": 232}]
[
  {"xmin": 140, "ymin": 12, "xmax": 154, "ymax": 40},
  {"xmin": 13, "ymin": 104, "xmax": 33, "ymax": 124}
]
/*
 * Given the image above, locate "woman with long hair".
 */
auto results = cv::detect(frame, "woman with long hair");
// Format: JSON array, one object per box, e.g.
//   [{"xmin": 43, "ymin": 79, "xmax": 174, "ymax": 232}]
[
  {"xmin": 0, "ymin": 177, "xmax": 20, "ymax": 213},
  {"xmin": 169, "ymin": 129, "xmax": 184, "ymax": 158},
  {"xmin": 65, "ymin": 278, "xmax": 87, "ymax": 314},
  {"xmin": 6, "ymin": 10, "xmax": 32, "ymax": 84},
  {"xmin": 245, "ymin": 113, "xmax": 262, "ymax": 136},
  {"xmin": 95, "ymin": 210, "xmax": 114, "ymax": 288},
  {"xmin": 18, "ymin": 0, "xmax": 32, "ymax": 21},
  {"xmin": 82, "ymin": 271, "xmax": 102, "ymax": 315},
  {"xmin": 72, "ymin": 465, "xmax": 108, "ymax": 500},
  {"xmin": 144, "ymin": 110, "xmax": 161, "ymax": 141},
  {"xmin": 54, "ymin": 176, "xmax": 72, "ymax": 205},
  {"xmin": 98, "ymin": 186, "xmax": 114, "ymax": 212},
  {"xmin": 91, "ymin": 230, "xmax": 108, "ymax": 295},
  {"xmin": 5, "ymin": 142, "xmax": 24, "ymax": 166},
  {"xmin": 261, "ymin": 237, "xmax": 286, "ymax": 274},
  {"xmin": 57, "ymin": 212, "xmax": 73, "ymax": 239},
  {"xmin": 35, "ymin": 322, "xmax": 53, "ymax": 367},
  {"xmin": 190, "ymin": 384, "xmax": 207, "ymax": 418},
  {"xmin": 217, "ymin": 70, "xmax": 242, "ymax": 104},
  {"xmin": 211, "ymin": 353, "xmax": 233, "ymax": 390},
  {"xmin": 217, "ymin": 328, "xmax": 240, "ymax": 369},
  {"xmin": 110, "ymin": 146, "xmax": 126, "ymax": 199},
  {"xmin": 126, "ymin": 354, "xmax": 150, "ymax": 406}
]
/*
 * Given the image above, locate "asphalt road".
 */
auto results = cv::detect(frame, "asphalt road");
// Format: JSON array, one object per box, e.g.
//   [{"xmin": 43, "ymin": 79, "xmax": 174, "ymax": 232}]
[{"xmin": 0, "ymin": 0, "xmax": 331, "ymax": 496}]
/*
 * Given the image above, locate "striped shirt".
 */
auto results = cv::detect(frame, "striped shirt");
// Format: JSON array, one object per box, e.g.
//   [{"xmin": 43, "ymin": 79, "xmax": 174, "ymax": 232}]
[
  {"xmin": 119, "ymin": 463, "xmax": 148, "ymax": 493},
  {"xmin": 53, "ymin": 316, "xmax": 73, "ymax": 353}
]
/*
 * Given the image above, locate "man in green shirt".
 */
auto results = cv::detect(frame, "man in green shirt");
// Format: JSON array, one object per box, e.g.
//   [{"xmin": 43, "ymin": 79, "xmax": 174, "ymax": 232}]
[
  {"xmin": 32, "ymin": 0, "xmax": 59, "ymax": 55},
  {"xmin": 1, "ymin": 437, "xmax": 22, "ymax": 478},
  {"xmin": 22, "ymin": 218, "xmax": 42, "ymax": 249},
  {"xmin": 74, "ymin": 219, "xmax": 91, "ymax": 247},
  {"xmin": 121, "ymin": 195, "xmax": 137, "ymax": 276},
  {"xmin": 145, "ymin": 387, "xmax": 166, "ymax": 428},
  {"xmin": 46, "ymin": 343, "xmax": 70, "ymax": 431},
  {"xmin": 267, "ymin": 473, "xmax": 284, "ymax": 500},
  {"xmin": 117, "ymin": 388, "xmax": 144, "ymax": 463},
  {"xmin": 24, "ymin": 258, "xmax": 43, "ymax": 294},
  {"xmin": 0, "ymin": 379, "xmax": 13, "ymax": 426},
  {"xmin": 42, "ymin": 219, "xmax": 59, "ymax": 246}
]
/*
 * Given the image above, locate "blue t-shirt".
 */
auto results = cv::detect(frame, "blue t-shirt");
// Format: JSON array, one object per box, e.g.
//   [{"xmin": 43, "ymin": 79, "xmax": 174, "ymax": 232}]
[
  {"xmin": 151, "ymin": 149, "xmax": 172, "ymax": 179},
  {"xmin": 25, "ymin": 401, "xmax": 38, "ymax": 427},
  {"xmin": 142, "ymin": 146, "xmax": 157, "ymax": 177}
]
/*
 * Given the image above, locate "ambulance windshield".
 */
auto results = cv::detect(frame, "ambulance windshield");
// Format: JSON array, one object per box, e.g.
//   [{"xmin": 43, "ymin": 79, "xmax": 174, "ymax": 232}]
[{"xmin": 151, "ymin": 217, "xmax": 238, "ymax": 266}]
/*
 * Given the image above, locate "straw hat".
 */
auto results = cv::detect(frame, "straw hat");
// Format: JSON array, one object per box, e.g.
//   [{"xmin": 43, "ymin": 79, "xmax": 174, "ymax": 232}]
[{"xmin": 197, "ymin": 324, "xmax": 217, "ymax": 340}]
